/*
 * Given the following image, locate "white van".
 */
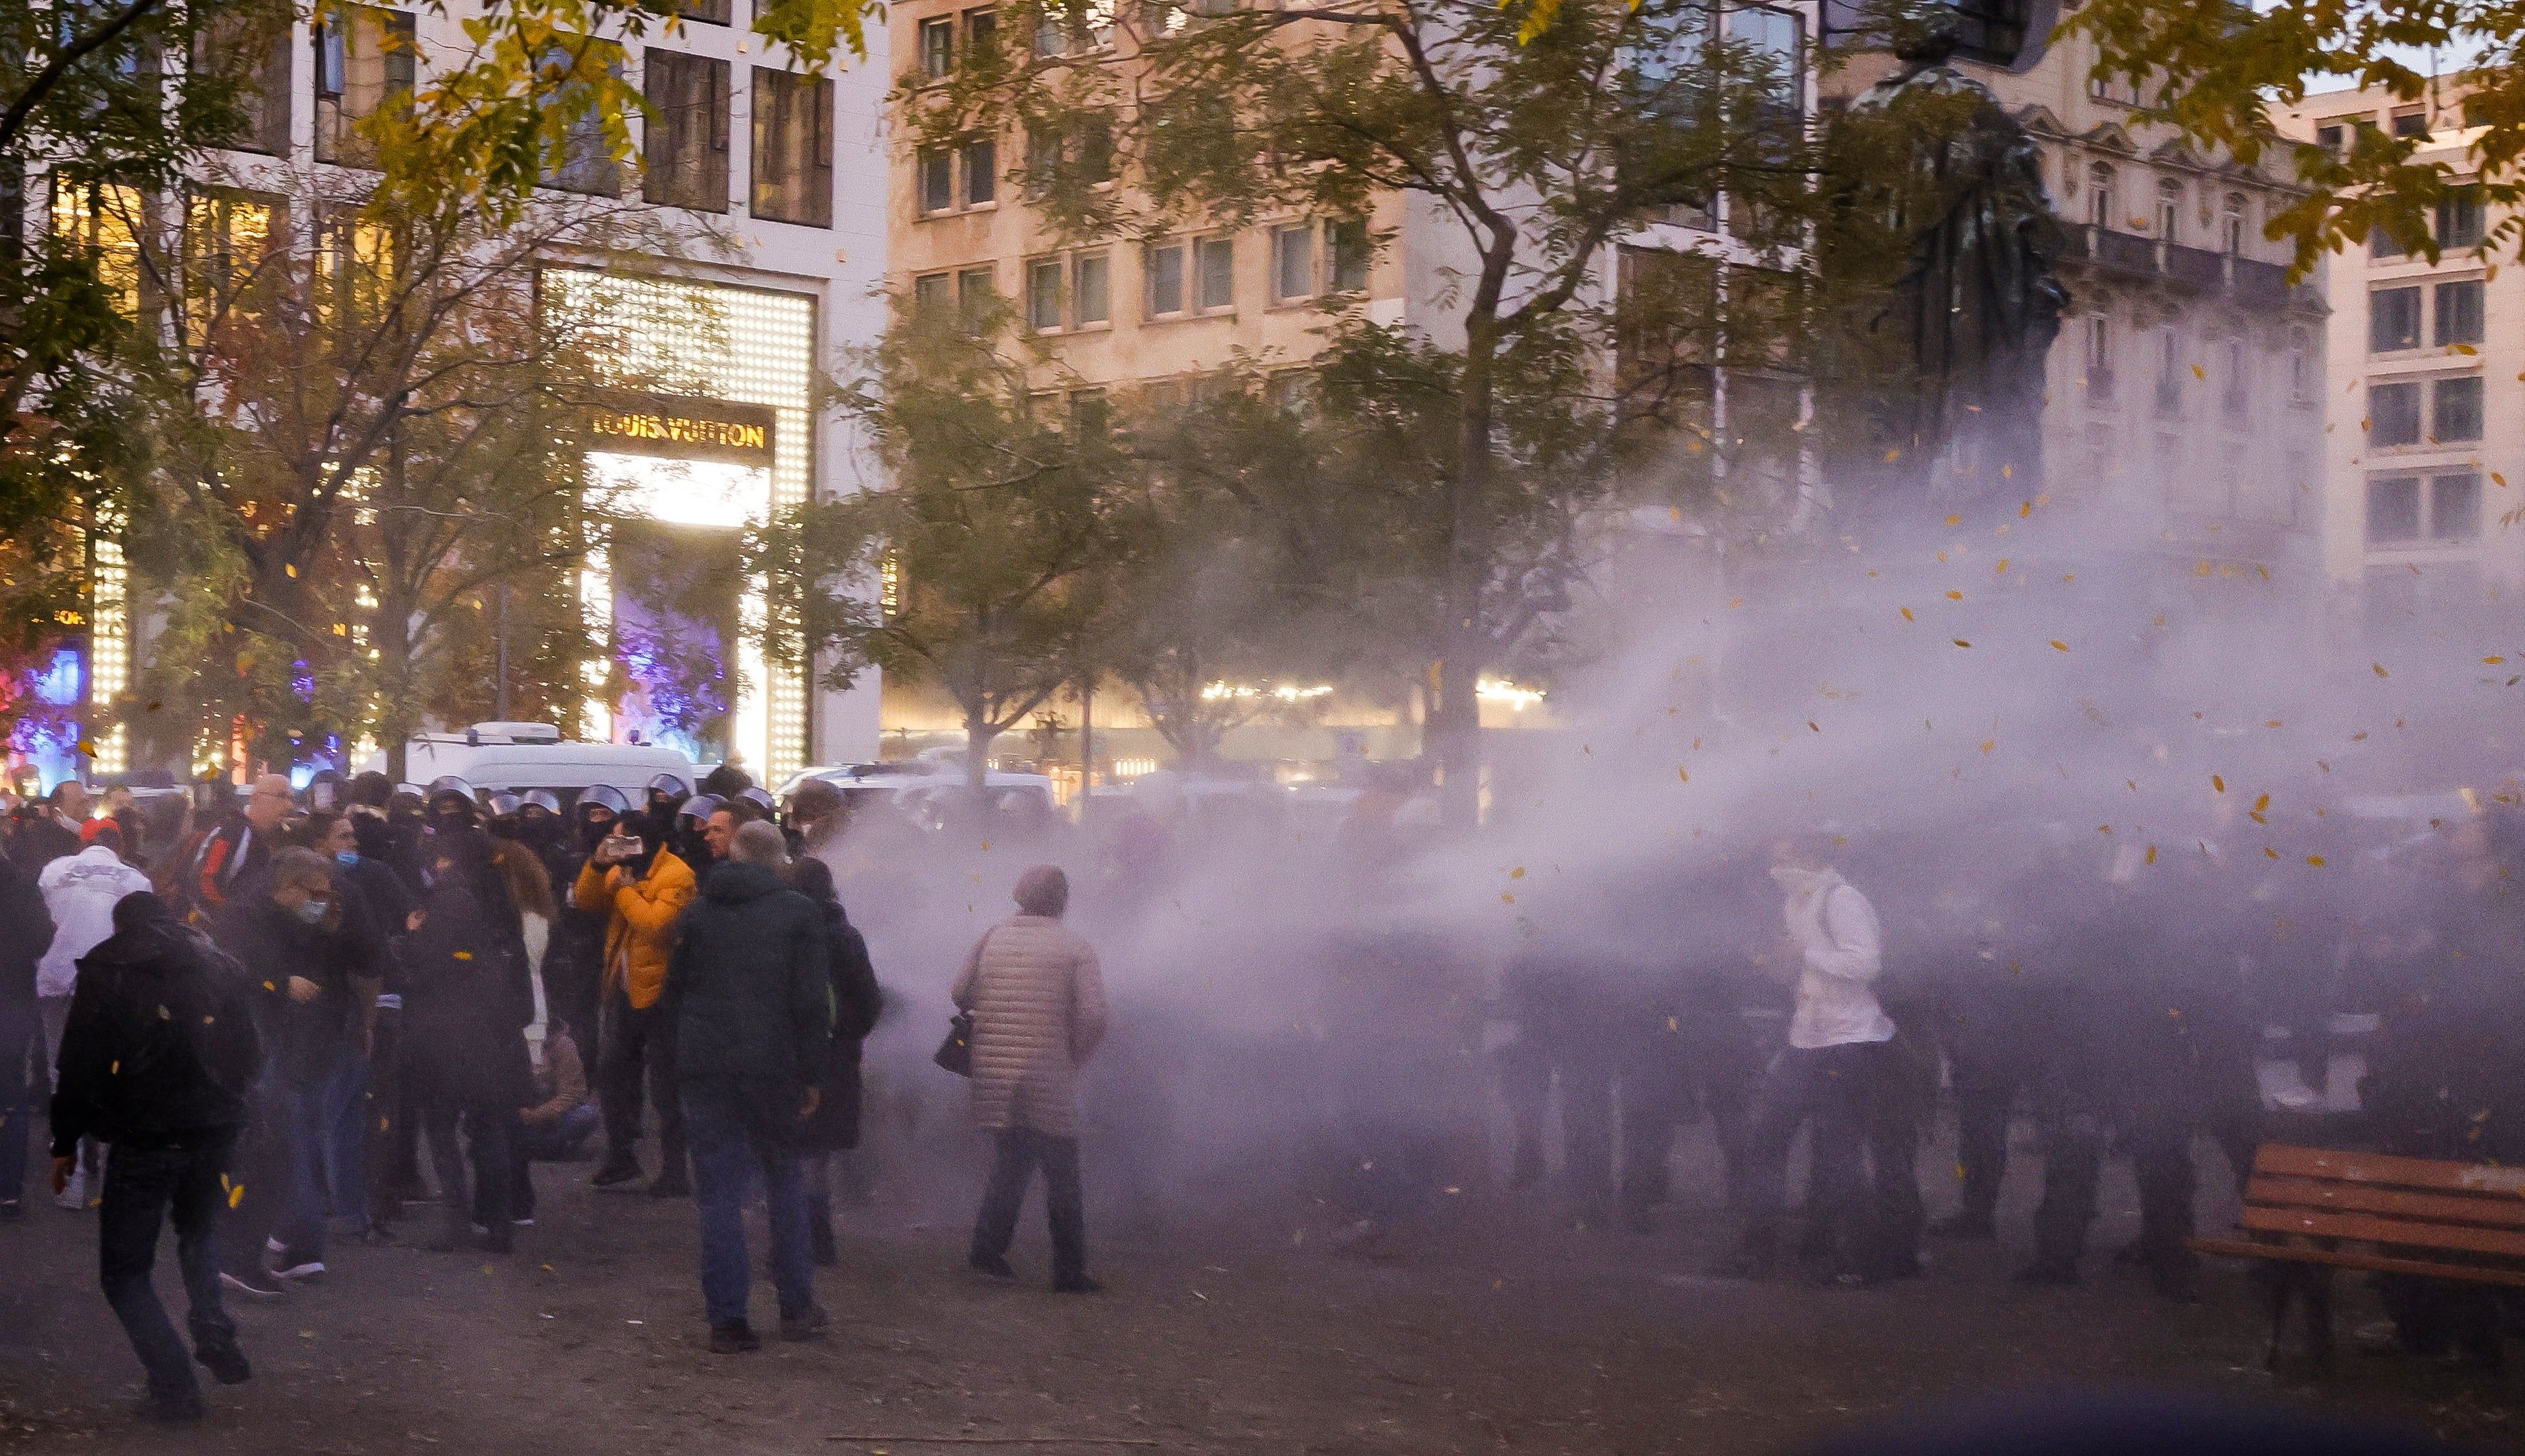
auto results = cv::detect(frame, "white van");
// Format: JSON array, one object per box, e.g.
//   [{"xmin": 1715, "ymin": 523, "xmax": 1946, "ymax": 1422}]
[{"xmin": 363, "ymin": 723, "xmax": 700, "ymax": 805}]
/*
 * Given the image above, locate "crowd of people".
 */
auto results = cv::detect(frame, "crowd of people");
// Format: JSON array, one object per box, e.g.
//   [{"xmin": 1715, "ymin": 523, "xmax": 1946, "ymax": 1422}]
[
  {"xmin": 7, "ymin": 759, "xmax": 2523, "ymax": 1421},
  {"xmin": 0, "ymin": 767, "xmax": 1080, "ymax": 1418}
]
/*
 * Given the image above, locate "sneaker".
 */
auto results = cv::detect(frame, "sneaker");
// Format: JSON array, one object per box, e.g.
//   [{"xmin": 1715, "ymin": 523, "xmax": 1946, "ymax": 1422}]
[
  {"xmin": 511, "ymin": 1216, "xmax": 535, "ymax": 1227},
  {"xmin": 589, "ymin": 1155, "xmax": 643, "ymax": 1189},
  {"xmin": 54, "ymin": 1168, "xmax": 86, "ymax": 1211},
  {"xmin": 271, "ymin": 1261, "xmax": 327, "ymax": 1284},
  {"xmin": 708, "ymin": 1321, "xmax": 760, "ymax": 1354},
  {"xmin": 221, "ymin": 1269, "xmax": 288, "ymax": 1300},
  {"xmin": 194, "ymin": 1339, "xmax": 253, "ymax": 1385},
  {"xmin": 131, "ymin": 1394, "xmax": 205, "ymax": 1424},
  {"xmin": 779, "ymin": 1304, "xmax": 830, "ymax": 1342},
  {"xmin": 1051, "ymin": 1275, "xmax": 1104, "ymax": 1295},
  {"xmin": 968, "ymin": 1253, "xmax": 1019, "ymax": 1284}
]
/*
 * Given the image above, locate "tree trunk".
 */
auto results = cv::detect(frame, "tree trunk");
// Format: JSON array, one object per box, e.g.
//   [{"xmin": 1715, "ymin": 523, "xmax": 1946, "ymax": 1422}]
[
  {"xmin": 963, "ymin": 708, "xmax": 994, "ymax": 792},
  {"xmin": 1435, "ymin": 320, "xmax": 1500, "ymax": 831}
]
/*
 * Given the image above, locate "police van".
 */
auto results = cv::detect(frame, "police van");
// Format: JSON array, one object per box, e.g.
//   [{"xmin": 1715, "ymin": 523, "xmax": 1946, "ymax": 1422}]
[{"xmin": 367, "ymin": 723, "xmax": 702, "ymax": 806}]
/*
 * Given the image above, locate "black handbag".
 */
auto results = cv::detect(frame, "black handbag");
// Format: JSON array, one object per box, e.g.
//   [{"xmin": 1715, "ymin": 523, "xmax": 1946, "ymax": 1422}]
[{"xmin": 934, "ymin": 1012, "xmax": 974, "ymax": 1077}]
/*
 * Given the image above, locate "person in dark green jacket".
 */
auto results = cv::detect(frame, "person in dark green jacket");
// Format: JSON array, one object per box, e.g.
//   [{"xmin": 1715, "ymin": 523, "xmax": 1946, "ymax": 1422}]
[{"xmin": 662, "ymin": 820, "xmax": 832, "ymax": 1354}]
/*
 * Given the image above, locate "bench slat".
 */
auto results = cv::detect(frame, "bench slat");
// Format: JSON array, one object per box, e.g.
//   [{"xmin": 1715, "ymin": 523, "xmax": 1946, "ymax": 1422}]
[
  {"xmin": 2236, "ymin": 1205, "xmax": 2525, "ymax": 1259},
  {"xmin": 2191, "ymin": 1237, "xmax": 2525, "ymax": 1288},
  {"xmin": 2255, "ymin": 1144, "xmax": 2525, "ymax": 1198},
  {"xmin": 2245, "ymin": 1174, "xmax": 2525, "ymax": 1231}
]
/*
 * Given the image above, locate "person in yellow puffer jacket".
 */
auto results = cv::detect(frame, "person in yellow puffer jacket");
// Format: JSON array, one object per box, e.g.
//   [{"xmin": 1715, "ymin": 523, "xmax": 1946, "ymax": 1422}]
[{"xmin": 575, "ymin": 812, "xmax": 698, "ymax": 1196}]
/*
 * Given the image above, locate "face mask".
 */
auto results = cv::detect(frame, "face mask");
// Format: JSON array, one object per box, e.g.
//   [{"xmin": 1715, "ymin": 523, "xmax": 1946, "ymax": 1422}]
[
  {"xmin": 296, "ymin": 899, "xmax": 329, "ymax": 925},
  {"xmin": 336, "ymin": 850, "xmax": 360, "ymax": 868}
]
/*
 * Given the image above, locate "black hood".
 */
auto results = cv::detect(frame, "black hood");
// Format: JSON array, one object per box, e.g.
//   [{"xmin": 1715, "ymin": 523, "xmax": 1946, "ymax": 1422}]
[
  {"xmin": 78, "ymin": 894, "xmax": 196, "ymax": 977},
  {"xmin": 703, "ymin": 860, "xmax": 786, "ymax": 905}
]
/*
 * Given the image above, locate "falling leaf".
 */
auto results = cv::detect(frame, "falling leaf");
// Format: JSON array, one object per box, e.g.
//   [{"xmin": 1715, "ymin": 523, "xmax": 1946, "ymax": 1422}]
[
  {"xmin": 453, "ymin": 951, "xmax": 473, "ymax": 961},
  {"xmin": 229, "ymin": 1184, "xmax": 246, "ymax": 1208},
  {"xmin": 2351, "ymin": 731, "xmax": 2370, "ymax": 741},
  {"xmin": 1944, "ymin": 514, "xmax": 1962, "ymax": 526},
  {"xmin": 2097, "ymin": 824, "xmax": 2112, "ymax": 834},
  {"xmin": 2487, "ymin": 656, "xmax": 2507, "ymax": 665},
  {"xmin": 1509, "ymin": 867, "xmax": 1525, "ymax": 879},
  {"xmin": 1899, "ymin": 607, "xmax": 1915, "ymax": 622},
  {"xmin": 2051, "ymin": 641, "xmax": 2070, "ymax": 652},
  {"xmin": 2144, "ymin": 845, "xmax": 2158, "ymax": 865},
  {"xmin": 2254, "ymin": 793, "xmax": 2270, "ymax": 813},
  {"xmin": 1677, "ymin": 768, "xmax": 1689, "ymax": 782},
  {"xmin": 2250, "ymin": 811, "xmax": 2268, "ymax": 825},
  {"xmin": 2307, "ymin": 856, "xmax": 2327, "ymax": 867},
  {"xmin": 1885, "ymin": 448, "xmax": 1902, "ymax": 462},
  {"xmin": 2373, "ymin": 663, "xmax": 2390, "ymax": 678},
  {"xmin": 2020, "ymin": 501, "xmax": 2033, "ymax": 518},
  {"xmin": 2191, "ymin": 363, "xmax": 2207, "ymax": 379},
  {"xmin": 1729, "ymin": 597, "xmax": 1744, "ymax": 609},
  {"xmin": 1501, "ymin": 893, "xmax": 1514, "ymax": 904},
  {"xmin": 2454, "ymin": 343, "xmax": 2479, "ymax": 355},
  {"xmin": 1947, "ymin": 590, "xmax": 1963, "ymax": 600},
  {"xmin": 2265, "ymin": 847, "xmax": 2280, "ymax": 859},
  {"xmin": 1980, "ymin": 739, "xmax": 1996, "ymax": 754},
  {"xmin": 1996, "ymin": 558, "xmax": 2010, "ymax": 574},
  {"xmin": 1953, "ymin": 639, "xmax": 1972, "ymax": 648},
  {"xmin": 1808, "ymin": 721, "xmax": 1820, "ymax": 733},
  {"xmin": 2211, "ymin": 775, "xmax": 2226, "ymax": 793}
]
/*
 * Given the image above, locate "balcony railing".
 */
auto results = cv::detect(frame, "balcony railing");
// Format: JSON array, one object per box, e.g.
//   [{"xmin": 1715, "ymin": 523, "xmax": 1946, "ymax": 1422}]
[{"xmin": 2061, "ymin": 224, "xmax": 2314, "ymax": 311}]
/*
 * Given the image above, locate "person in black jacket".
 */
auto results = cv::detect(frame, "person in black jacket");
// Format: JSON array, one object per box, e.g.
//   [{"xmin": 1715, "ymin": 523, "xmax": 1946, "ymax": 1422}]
[
  {"xmin": 50, "ymin": 892, "xmax": 261, "ymax": 1423},
  {"xmin": 664, "ymin": 821, "xmax": 832, "ymax": 1353},
  {"xmin": 399, "ymin": 829, "xmax": 535, "ymax": 1255},
  {"xmin": 792, "ymin": 857, "xmax": 882, "ymax": 1266},
  {"xmin": 210, "ymin": 848, "xmax": 378, "ymax": 1288},
  {"xmin": 0, "ymin": 849, "xmax": 56, "ymax": 1218}
]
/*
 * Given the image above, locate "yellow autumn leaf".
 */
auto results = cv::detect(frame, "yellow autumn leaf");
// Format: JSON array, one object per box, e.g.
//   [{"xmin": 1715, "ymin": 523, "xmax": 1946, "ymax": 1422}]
[
  {"xmin": 2487, "ymin": 657, "xmax": 2507, "ymax": 665},
  {"xmin": 1995, "ymin": 558, "xmax": 2010, "ymax": 574},
  {"xmin": 2373, "ymin": 663, "xmax": 2389, "ymax": 678},
  {"xmin": 1946, "ymin": 590, "xmax": 1963, "ymax": 600},
  {"xmin": 1677, "ymin": 768, "xmax": 1689, "ymax": 782},
  {"xmin": 2211, "ymin": 775, "xmax": 2226, "ymax": 793},
  {"xmin": 1953, "ymin": 639, "xmax": 1972, "ymax": 648},
  {"xmin": 1944, "ymin": 514, "xmax": 1962, "ymax": 526},
  {"xmin": 1899, "ymin": 607, "xmax": 1915, "ymax": 621},
  {"xmin": 2308, "ymin": 856, "xmax": 2327, "ymax": 867},
  {"xmin": 2051, "ymin": 641, "xmax": 2069, "ymax": 652},
  {"xmin": 2254, "ymin": 793, "xmax": 2270, "ymax": 813},
  {"xmin": 2144, "ymin": 845, "xmax": 2158, "ymax": 865},
  {"xmin": 1501, "ymin": 892, "xmax": 1515, "ymax": 904},
  {"xmin": 2191, "ymin": 363, "xmax": 2206, "ymax": 379},
  {"xmin": 1509, "ymin": 867, "xmax": 1525, "ymax": 879}
]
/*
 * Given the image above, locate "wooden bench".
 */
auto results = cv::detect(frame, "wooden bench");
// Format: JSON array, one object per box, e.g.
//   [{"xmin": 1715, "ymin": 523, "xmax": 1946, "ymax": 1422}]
[{"xmin": 2191, "ymin": 1144, "xmax": 2525, "ymax": 1368}]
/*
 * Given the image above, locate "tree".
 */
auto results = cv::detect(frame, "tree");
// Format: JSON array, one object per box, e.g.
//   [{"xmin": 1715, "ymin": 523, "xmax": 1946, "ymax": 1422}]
[
  {"xmin": 770, "ymin": 299, "xmax": 1137, "ymax": 793},
  {"xmin": 901, "ymin": 0, "xmax": 1820, "ymax": 825},
  {"xmin": 111, "ymin": 166, "xmax": 697, "ymax": 777},
  {"xmin": 2064, "ymin": 0, "xmax": 2525, "ymax": 267}
]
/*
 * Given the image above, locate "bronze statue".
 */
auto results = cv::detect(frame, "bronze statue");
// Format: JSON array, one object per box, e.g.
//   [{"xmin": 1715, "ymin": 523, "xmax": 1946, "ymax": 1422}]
[{"xmin": 1849, "ymin": 15, "xmax": 2069, "ymax": 499}]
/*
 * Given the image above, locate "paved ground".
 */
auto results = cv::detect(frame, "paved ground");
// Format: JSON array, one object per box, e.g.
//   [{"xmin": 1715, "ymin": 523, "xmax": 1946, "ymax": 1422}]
[{"xmin": 3, "ymin": 1121, "xmax": 2520, "ymax": 1456}]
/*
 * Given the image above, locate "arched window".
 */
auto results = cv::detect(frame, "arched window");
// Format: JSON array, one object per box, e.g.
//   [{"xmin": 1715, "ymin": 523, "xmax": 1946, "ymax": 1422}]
[
  {"xmin": 2156, "ymin": 177, "xmax": 2184, "ymax": 242},
  {"xmin": 2222, "ymin": 193, "xmax": 2247, "ymax": 255},
  {"xmin": 2088, "ymin": 163, "xmax": 2115, "ymax": 229}
]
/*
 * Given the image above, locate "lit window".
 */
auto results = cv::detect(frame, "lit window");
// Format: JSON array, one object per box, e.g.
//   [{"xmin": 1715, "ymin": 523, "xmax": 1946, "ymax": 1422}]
[{"xmin": 1272, "ymin": 224, "xmax": 1314, "ymax": 301}]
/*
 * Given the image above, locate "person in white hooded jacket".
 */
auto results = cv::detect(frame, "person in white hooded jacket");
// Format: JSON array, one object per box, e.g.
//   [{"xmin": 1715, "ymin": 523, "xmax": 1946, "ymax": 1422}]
[
  {"xmin": 1726, "ymin": 839, "xmax": 1921, "ymax": 1284},
  {"xmin": 38, "ymin": 824, "xmax": 155, "ymax": 1209}
]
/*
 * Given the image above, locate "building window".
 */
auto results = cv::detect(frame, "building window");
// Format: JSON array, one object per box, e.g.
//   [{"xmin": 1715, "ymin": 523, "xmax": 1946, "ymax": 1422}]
[
  {"xmin": 2438, "ymin": 186, "xmax": 2485, "ymax": 249},
  {"xmin": 1147, "ymin": 242, "xmax": 1186, "ymax": 316},
  {"xmin": 1329, "ymin": 220, "xmax": 1370, "ymax": 293},
  {"xmin": 957, "ymin": 266, "xmax": 995, "ymax": 317},
  {"xmin": 2369, "ymin": 286, "xmax": 2421, "ymax": 352},
  {"xmin": 963, "ymin": 137, "xmax": 997, "ymax": 207},
  {"xmin": 198, "ymin": 8, "xmax": 292, "ymax": 155},
  {"xmin": 2431, "ymin": 472, "xmax": 2483, "ymax": 540},
  {"xmin": 751, "ymin": 69, "xmax": 834, "ymax": 227},
  {"xmin": 966, "ymin": 8, "xmax": 1000, "ymax": 62},
  {"xmin": 2391, "ymin": 105, "xmax": 2428, "ymax": 139},
  {"xmin": 314, "ymin": 5, "xmax": 417, "ymax": 167},
  {"xmin": 2153, "ymin": 325, "xmax": 2180, "ymax": 417},
  {"xmin": 2086, "ymin": 163, "xmax": 2114, "ymax": 230},
  {"xmin": 2368, "ymin": 381, "xmax": 2421, "ymax": 446},
  {"xmin": 2155, "ymin": 177, "xmax": 2182, "ymax": 242},
  {"xmin": 2221, "ymin": 193, "xmax": 2246, "ymax": 255},
  {"xmin": 2220, "ymin": 336, "xmax": 2248, "ymax": 420},
  {"xmin": 644, "ymin": 0, "xmax": 734, "ymax": 21},
  {"xmin": 545, "ymin": 40, "xmax": 626, "ymax": 197},
  {"xmin": 2435, "ymin": 279, "xmax": 2485, "ymax": 345},
  {"xmin": 920, "ymin": 17, "xmax": 955, "ymax": 79},
  {"xmin": 2368, "ymin": 474, "xmax": 2421, "ymax": 543},
  {"xmin": 913, "ymin": 271, "xmax": 952, "ymax": 314},
  {"xmin": 918, "ymin": 149, "xmax": 955, "ymax": 214},
  {"xmin": 2083, "ymin": 314, "xmax": 2113, "ymax": 401},
  {"xmin": 1272, "ymin": 224, "xmax": 1314, "ymax": 302},
  {"xmin": 1196, "ymin": 235, "xmax": 1234, "ymax": 311},
  {"xmin": 1074, "ymin": 253, "xmax": 1110, "ymax": 324},
  {"xmin": 2433, "ymin": 375, "xmax": 2484, "ymax": 441},
  {"xmin": 645, "ymin": 50, "xmax": 731, "ymax": 212},
  {"xmin": 2372, "ymin": 222, "xmax": 2408, "ymax": 259},
  {"xmin": 2316, "ymin": 123, "xmax": 2344, "ymax": 154},
  {"xmin": 1027, "ymin": 257, "xmax": 1064, "ymax": 330},
  {"xmin": 2286, "ymin": 325, "xmax": 2313, "ymax": 404}
]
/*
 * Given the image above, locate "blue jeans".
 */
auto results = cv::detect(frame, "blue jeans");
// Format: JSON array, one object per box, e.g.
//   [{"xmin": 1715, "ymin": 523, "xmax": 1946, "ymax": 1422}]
[
  {"xmin": 279, "ymin": 1041, "xmax": 367, "ymax": 1262},
  {"xmin": 0, "ymin": 1002, "xmax": 36, "ymax": 1206},
  {"xmin": 100, "ymin": 1138, "xmax": 239, "ymax": 1404},
  {"xmin": 680, "ymin": 1081, "xmax": 814, "ymax": 1328}
]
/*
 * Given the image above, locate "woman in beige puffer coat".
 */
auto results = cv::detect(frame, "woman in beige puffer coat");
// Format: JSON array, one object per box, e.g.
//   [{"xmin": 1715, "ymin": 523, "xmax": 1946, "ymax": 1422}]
[{"xmin": 954, "ymin": 865, "xmax": 1109, "ymax": 1291}]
